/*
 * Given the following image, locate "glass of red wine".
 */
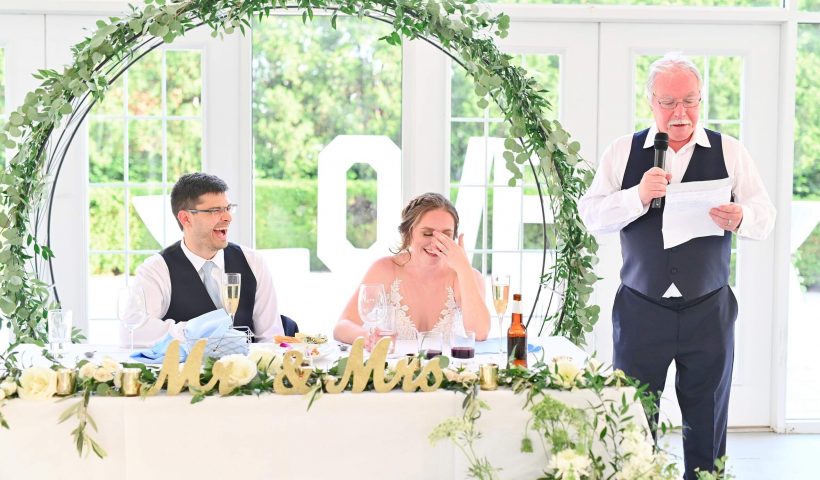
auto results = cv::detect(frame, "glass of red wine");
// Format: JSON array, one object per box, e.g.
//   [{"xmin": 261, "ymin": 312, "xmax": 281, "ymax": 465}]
[
  {"xmin": 450, "ymin": 330, "xmax": 476, "ymax": 366},
  {"xmin": 418, "ymin": 331, "xmax": 443, "ymax": 360}
]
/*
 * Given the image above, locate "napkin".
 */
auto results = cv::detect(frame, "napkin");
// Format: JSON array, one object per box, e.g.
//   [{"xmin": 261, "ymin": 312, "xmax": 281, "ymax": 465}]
[
  {"xmin": 130, "ymin": 309, "xmax": 232, "ymax": 364},
  {"xmin": 475, "ymin": 338, "xmax": 542, "ymax": 355}
]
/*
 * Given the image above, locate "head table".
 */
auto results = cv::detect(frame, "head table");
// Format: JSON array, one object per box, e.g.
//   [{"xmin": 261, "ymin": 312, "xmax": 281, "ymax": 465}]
[{"xmin": 0, "ymin": 337, "xmax": 648, "ymax": 480}]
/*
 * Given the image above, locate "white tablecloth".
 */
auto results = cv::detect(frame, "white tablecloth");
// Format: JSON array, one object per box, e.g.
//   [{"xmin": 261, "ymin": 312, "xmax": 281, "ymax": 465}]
[
  {"xmin": 0, "ymin": 387, "xmax": 644, "ymax": 480},
  {"xmin": 0, "ymin": 337, "xmax": 647, "ymax": 480}
]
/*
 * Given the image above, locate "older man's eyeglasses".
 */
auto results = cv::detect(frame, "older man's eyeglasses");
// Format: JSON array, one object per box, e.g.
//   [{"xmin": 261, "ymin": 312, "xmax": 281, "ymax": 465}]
[
  {"xmin": 653, "ymin": 93, "xmax": 701, "ymax": 110},
  {"xmin": 186, "ymin": 204, "xmax": 238, "ymax": 215}
]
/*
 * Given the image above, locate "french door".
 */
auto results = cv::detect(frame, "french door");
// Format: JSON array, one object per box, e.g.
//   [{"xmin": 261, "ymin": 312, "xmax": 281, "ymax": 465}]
[{"xmin": 592, "ymin": 23, "xmax": 780, "ymax": 427}]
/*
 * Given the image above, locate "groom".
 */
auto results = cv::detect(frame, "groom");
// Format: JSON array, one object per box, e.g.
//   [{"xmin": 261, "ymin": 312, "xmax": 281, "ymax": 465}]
[{"xmin": 130, "ymin": 172, "xmax": 285, "ymax": 345}]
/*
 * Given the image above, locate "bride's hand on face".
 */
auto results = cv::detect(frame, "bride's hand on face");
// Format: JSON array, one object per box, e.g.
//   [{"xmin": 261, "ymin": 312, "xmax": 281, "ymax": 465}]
[{"xmin": 432, "ymin": 232, "xmax": 471, "ymax": 272}]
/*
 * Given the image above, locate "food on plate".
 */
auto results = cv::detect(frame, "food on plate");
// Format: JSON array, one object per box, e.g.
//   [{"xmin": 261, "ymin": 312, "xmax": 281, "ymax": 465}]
[
  {"xmin": 274, "ymin": 335, "xmax": 300, "ymax": 344},
  {"xmin": 295, "ymin": 333, "xmax": 328, "ymax": 344}
]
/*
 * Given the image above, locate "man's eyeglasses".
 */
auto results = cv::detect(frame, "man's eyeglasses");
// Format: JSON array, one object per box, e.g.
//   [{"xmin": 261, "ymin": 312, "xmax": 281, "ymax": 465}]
[
  {"xmin": 653, "ymin": 93, "xmax": 701, "ymax": 110},
  {"xmin": 186, "ymin": 204, "xmax": 238, "ymax": 215}
]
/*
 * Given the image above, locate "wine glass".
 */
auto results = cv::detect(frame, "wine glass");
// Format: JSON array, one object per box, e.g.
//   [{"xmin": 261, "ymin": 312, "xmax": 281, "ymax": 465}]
[
  {"xmin": 374, "ymin": 305, "xmax": 397, "ymax": 355},
  {"xmin": 358, "ymin": 284, "xmax": 387, "ymax": 347},
  {"xmin": 492, "ymin": 274, "xmax": 510, "ymax": 353},
  {"xmin": 118, "ymin": 286, "xmax": 147, "ymax": 352},
  {"xmin": 222, "ymin": 273, "xmax": 241, "ymax": 325},
  {"xmin": 47, "ymin": 308, "xmax": 73, "ymax": 358}
]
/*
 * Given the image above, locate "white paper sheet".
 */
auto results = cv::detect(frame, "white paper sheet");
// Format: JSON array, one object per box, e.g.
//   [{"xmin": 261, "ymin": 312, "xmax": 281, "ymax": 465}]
[{"xmin": 662, "ymin": 177, "xmax": 732, "ymax": 249}]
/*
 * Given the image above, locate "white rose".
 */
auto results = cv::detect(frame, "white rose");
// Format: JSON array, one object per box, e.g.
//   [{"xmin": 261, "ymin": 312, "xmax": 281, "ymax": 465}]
[
  {"xmin": 458, "ymin": 371, "xmax": 478, "ymax": 383},
  {"xmin": 78, "ymin": 362, "xmax": 97, "ymax": 380},
  {"xmin": 443, "ymin": 368, "xmax": 460, "ymax": 382},
  {"xmin": 548, "ymin": 448, "xmax": 592, "ymax": 479},
  {"xmin": 18, "ymin": 367, "xmax": 58, "ymax": 400},
  {"xmin": 249, "ymin": 350, "xmax": 282, "ymax": 376},
  {"xmin": 93, "ymin": 368, "xmax": 115, "ymax": 383},
  {"xmin": 553, "ymin": 357, "xmax": 581, "ymax": 389},
  {"xmin": 0, "ymin": 379, "xmax": 17, "ymax": 397},
  {"xmin": 100, "ymin": 357, "xmax": 122, "ymax": 374},
  {"xmin": 0, "ymin": 389, "xmax": 5, "ymax": 401},
  {"xmin": 216, "ymin": 354, "xmax": 257, "ymax": 390},
  {"xmin": 585, "ymin": 357, "xmax": 603, "ymax": 375},
  {"xmin": 606, "ymin": 369, "xmax": 627, "ymax": 386}
]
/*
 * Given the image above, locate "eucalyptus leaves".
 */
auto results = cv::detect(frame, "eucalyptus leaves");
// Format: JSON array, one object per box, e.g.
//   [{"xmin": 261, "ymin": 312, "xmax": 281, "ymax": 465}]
[{"xmin": 0, "ymin": 0, "xmax": 598, "ymax": 349}]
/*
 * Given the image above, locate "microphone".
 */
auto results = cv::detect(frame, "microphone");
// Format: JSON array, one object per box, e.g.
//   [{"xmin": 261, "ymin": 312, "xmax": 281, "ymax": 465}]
[{"xmin": 650, "ymin": 132, "xmax": 669, "ymax": 209}]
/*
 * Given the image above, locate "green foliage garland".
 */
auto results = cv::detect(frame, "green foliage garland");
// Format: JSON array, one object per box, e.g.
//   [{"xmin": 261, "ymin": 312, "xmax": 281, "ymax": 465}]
[{"xmin": 0, "ymin": 0, "xmax": 598, "ymax": 347}]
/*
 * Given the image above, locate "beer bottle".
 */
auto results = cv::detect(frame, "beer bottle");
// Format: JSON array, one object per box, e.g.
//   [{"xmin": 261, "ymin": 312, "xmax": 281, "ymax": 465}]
[{"xmin": 506, "ymin": 293, "xmax": 527, "ymax": 368}]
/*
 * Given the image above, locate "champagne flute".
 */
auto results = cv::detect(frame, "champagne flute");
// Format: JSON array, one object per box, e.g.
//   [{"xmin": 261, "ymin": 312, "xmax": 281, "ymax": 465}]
[
  {"xmin": 47, "ymin": 308, "xmax": 73, "ymax": 358},
  {"xmin": 357, "ymin": 284, "xmax": 386, "ymax": 348},
  {"xmin": 492, "ymin": 274, "xmax": 510, "ymax": 353},
  {"xmin": 118, "ymin": 286, "xmax": 147, "ymax": 352},
  {"xmin": 223, "ymin": 273, "xmax": 241, "ymax": 325}
]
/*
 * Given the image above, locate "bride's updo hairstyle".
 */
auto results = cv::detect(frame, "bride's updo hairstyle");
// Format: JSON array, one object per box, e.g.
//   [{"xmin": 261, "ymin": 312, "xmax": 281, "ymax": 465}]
[{"xmin": 395, "ymin": 192, "xmax": 460, "ymax": 255}]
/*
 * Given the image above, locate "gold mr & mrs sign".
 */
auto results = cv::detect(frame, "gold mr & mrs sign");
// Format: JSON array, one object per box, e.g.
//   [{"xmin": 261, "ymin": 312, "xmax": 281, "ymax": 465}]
[{"xmin": 146, "ymin": 337, "xmax": 444, "ymax": 396}]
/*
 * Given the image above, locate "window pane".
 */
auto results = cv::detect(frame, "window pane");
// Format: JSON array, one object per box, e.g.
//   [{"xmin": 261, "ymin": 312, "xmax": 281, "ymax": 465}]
[
  {"xmin": 89, "ymin": 118, "xmax": 124, "ymax": 183},
  {"xmin": 95, "ymin": 81, "xmax": 123, "ymax": 116},
  {"xmin": 128, "ymin": 119, "xmax": 163, "ymax": 183},
  {"xmin": 451, "ymin": 122, "xmax": 484, "ymax": 184},
  {"xmin": 89, "ymin": 187, "xmax": 125, "ymax": 251},
  {"xmin": 128, "ymin": 186, "xmax": 163, "ymax": 251},
  {"xmin": 451, "ymin": 185, "xmax": 487, "ymax": 250},
  {"xmin": 127, "ymin": 49, "xmax": 162, "ymax": 116},
  {"xmin": 514, "ymin": 54, "xmax": 560, "ymax": 121},
  {"xmin": 166, "ymin": 50, "xmax": 201, "ymax": 117},
  {"xmin": 788, "ymin": 23, "xmax": 820, "ymax": 419},
  {"xmin": 451, "ymin": 67, "xmax": 484, "ymax": 119},
  {"xmin": 167, "ymin": 119, "xmax": 201, "ymax": 178},
  {"xmin": 252, "ymin": 16, "xmax": 402, "ymax": 272},
  {"xmin": 0, "ymin": 47, "xmax": 5, "ymax": 113},
  {"xmin": 800, "ymin": 0, "xmax": 820, "ymax": 11}
]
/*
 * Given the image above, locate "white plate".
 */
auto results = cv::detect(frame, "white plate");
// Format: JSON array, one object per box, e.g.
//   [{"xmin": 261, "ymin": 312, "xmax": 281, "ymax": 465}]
[{"xmin": 275, "ymin": 342, "xmax": 335, "ymax": 361}]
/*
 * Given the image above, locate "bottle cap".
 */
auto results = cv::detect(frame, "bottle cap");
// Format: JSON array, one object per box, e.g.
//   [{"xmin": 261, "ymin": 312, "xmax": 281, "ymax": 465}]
[{"xmin": 513, "ymin": 293, "xmax": 521, "ymax": 301}]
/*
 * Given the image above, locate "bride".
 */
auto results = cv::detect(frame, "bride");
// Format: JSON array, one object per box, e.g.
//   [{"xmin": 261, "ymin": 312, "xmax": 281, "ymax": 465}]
[{"xmin": 334, "ymin": 192, "xmax": 490, "ymax": 344}]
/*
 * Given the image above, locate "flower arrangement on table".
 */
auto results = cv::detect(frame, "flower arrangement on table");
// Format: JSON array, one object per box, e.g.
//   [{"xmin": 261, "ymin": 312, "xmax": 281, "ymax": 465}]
[{"xmin": 0, "ymin": 338, "xmax": 732, "ymax": 480}]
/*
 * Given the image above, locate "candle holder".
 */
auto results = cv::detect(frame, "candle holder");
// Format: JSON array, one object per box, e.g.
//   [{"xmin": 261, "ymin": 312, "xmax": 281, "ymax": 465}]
[
  {"xmin": 478, "ymin": 363, "xmax": 499, "ymax": 391},
  {"xmin": 120, "ymin": 368, "xmax": 141, "ymax": 396},
  {"xmin": 55, "ymin": 368, "xmax": 76, "ymax": 396}
]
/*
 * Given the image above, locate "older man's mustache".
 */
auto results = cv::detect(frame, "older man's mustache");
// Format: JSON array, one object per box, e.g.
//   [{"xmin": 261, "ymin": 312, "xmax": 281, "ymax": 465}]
[{"xmin": 668, "ymin": 119, "xmax": 692, "ymax": 128}]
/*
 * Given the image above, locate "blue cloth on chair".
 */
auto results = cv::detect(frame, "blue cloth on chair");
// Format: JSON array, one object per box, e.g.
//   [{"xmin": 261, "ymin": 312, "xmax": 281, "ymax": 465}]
[
  {"xmin": 475, "ymin": 338, "xmax": 542, "ymax": 355},
  {"xmin": 130, "ymin": 309, "xmax": 232, "ymax": 364}
]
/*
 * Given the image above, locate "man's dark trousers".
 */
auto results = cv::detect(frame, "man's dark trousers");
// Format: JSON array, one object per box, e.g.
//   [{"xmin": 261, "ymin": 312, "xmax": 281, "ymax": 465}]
[{"xmin": 612, "ymin": 284, "xmax": 738, "ymax": 480}]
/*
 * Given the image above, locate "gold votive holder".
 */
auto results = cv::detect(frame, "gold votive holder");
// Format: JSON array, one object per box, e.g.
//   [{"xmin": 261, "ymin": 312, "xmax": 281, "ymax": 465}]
[
  {"xmin": 55, "ymin": 368, "xmax": 76, "ymax": 396},
  {"xmin": 479, "ymin": 363, "xmax": 499, "ymax": 391},
  {"xmin": 120, "ymin": 368, "xmax": 141, "ymax": 396}
]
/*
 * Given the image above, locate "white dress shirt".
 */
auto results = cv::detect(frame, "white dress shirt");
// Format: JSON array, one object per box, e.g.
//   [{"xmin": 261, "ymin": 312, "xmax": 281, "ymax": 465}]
[
  {"xmin": 131, "ymin": 239, "xmax": 283, "ymax": 345},
  {"xmin": 579, "ymin": 125, "xmax": 776, "ymax": 296}
]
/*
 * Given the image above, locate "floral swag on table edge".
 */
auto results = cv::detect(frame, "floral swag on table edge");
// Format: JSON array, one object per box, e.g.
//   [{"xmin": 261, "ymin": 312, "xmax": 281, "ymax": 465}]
[{"xmin": 0, "ymin": 338, "xmax": 732, "ymax": 479}]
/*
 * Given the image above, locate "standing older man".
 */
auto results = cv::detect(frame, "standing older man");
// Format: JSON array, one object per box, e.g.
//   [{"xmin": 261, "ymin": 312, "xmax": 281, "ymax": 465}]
[
  {"xmin": 579, "ymin": 53, "xmax": 775, "ymax": 478},
  {"xmin": 131, "ymin": 172, "xmax": 285, "ymax": 344}
]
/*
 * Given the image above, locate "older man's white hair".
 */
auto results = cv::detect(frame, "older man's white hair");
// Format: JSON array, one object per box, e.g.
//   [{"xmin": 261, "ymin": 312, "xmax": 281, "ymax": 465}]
[{"xmin": 645, "ymin": 52, "xmax": 703, "ymax": 104}]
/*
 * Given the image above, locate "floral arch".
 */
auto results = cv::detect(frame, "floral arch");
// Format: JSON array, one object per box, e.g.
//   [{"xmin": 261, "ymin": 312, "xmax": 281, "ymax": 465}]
[{"xmin": 0, "ymin": 0, "xmax": 598, "ymax": 348}]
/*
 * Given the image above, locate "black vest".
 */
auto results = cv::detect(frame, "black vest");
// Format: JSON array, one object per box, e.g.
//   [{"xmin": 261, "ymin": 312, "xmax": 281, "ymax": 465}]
[
  {"xmin": 619, "ymin": 128, "xmax": 732, "ymax": 300},
  {"xmin": 160, "ymin": 241, "xmax": 257, "ymax": 332}
]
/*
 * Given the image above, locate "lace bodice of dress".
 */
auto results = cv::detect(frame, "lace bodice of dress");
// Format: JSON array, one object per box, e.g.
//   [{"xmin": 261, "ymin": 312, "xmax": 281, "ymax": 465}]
[{"xmin": 390, "ymin": 278, "xmax": 459, "ymax": 339}]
